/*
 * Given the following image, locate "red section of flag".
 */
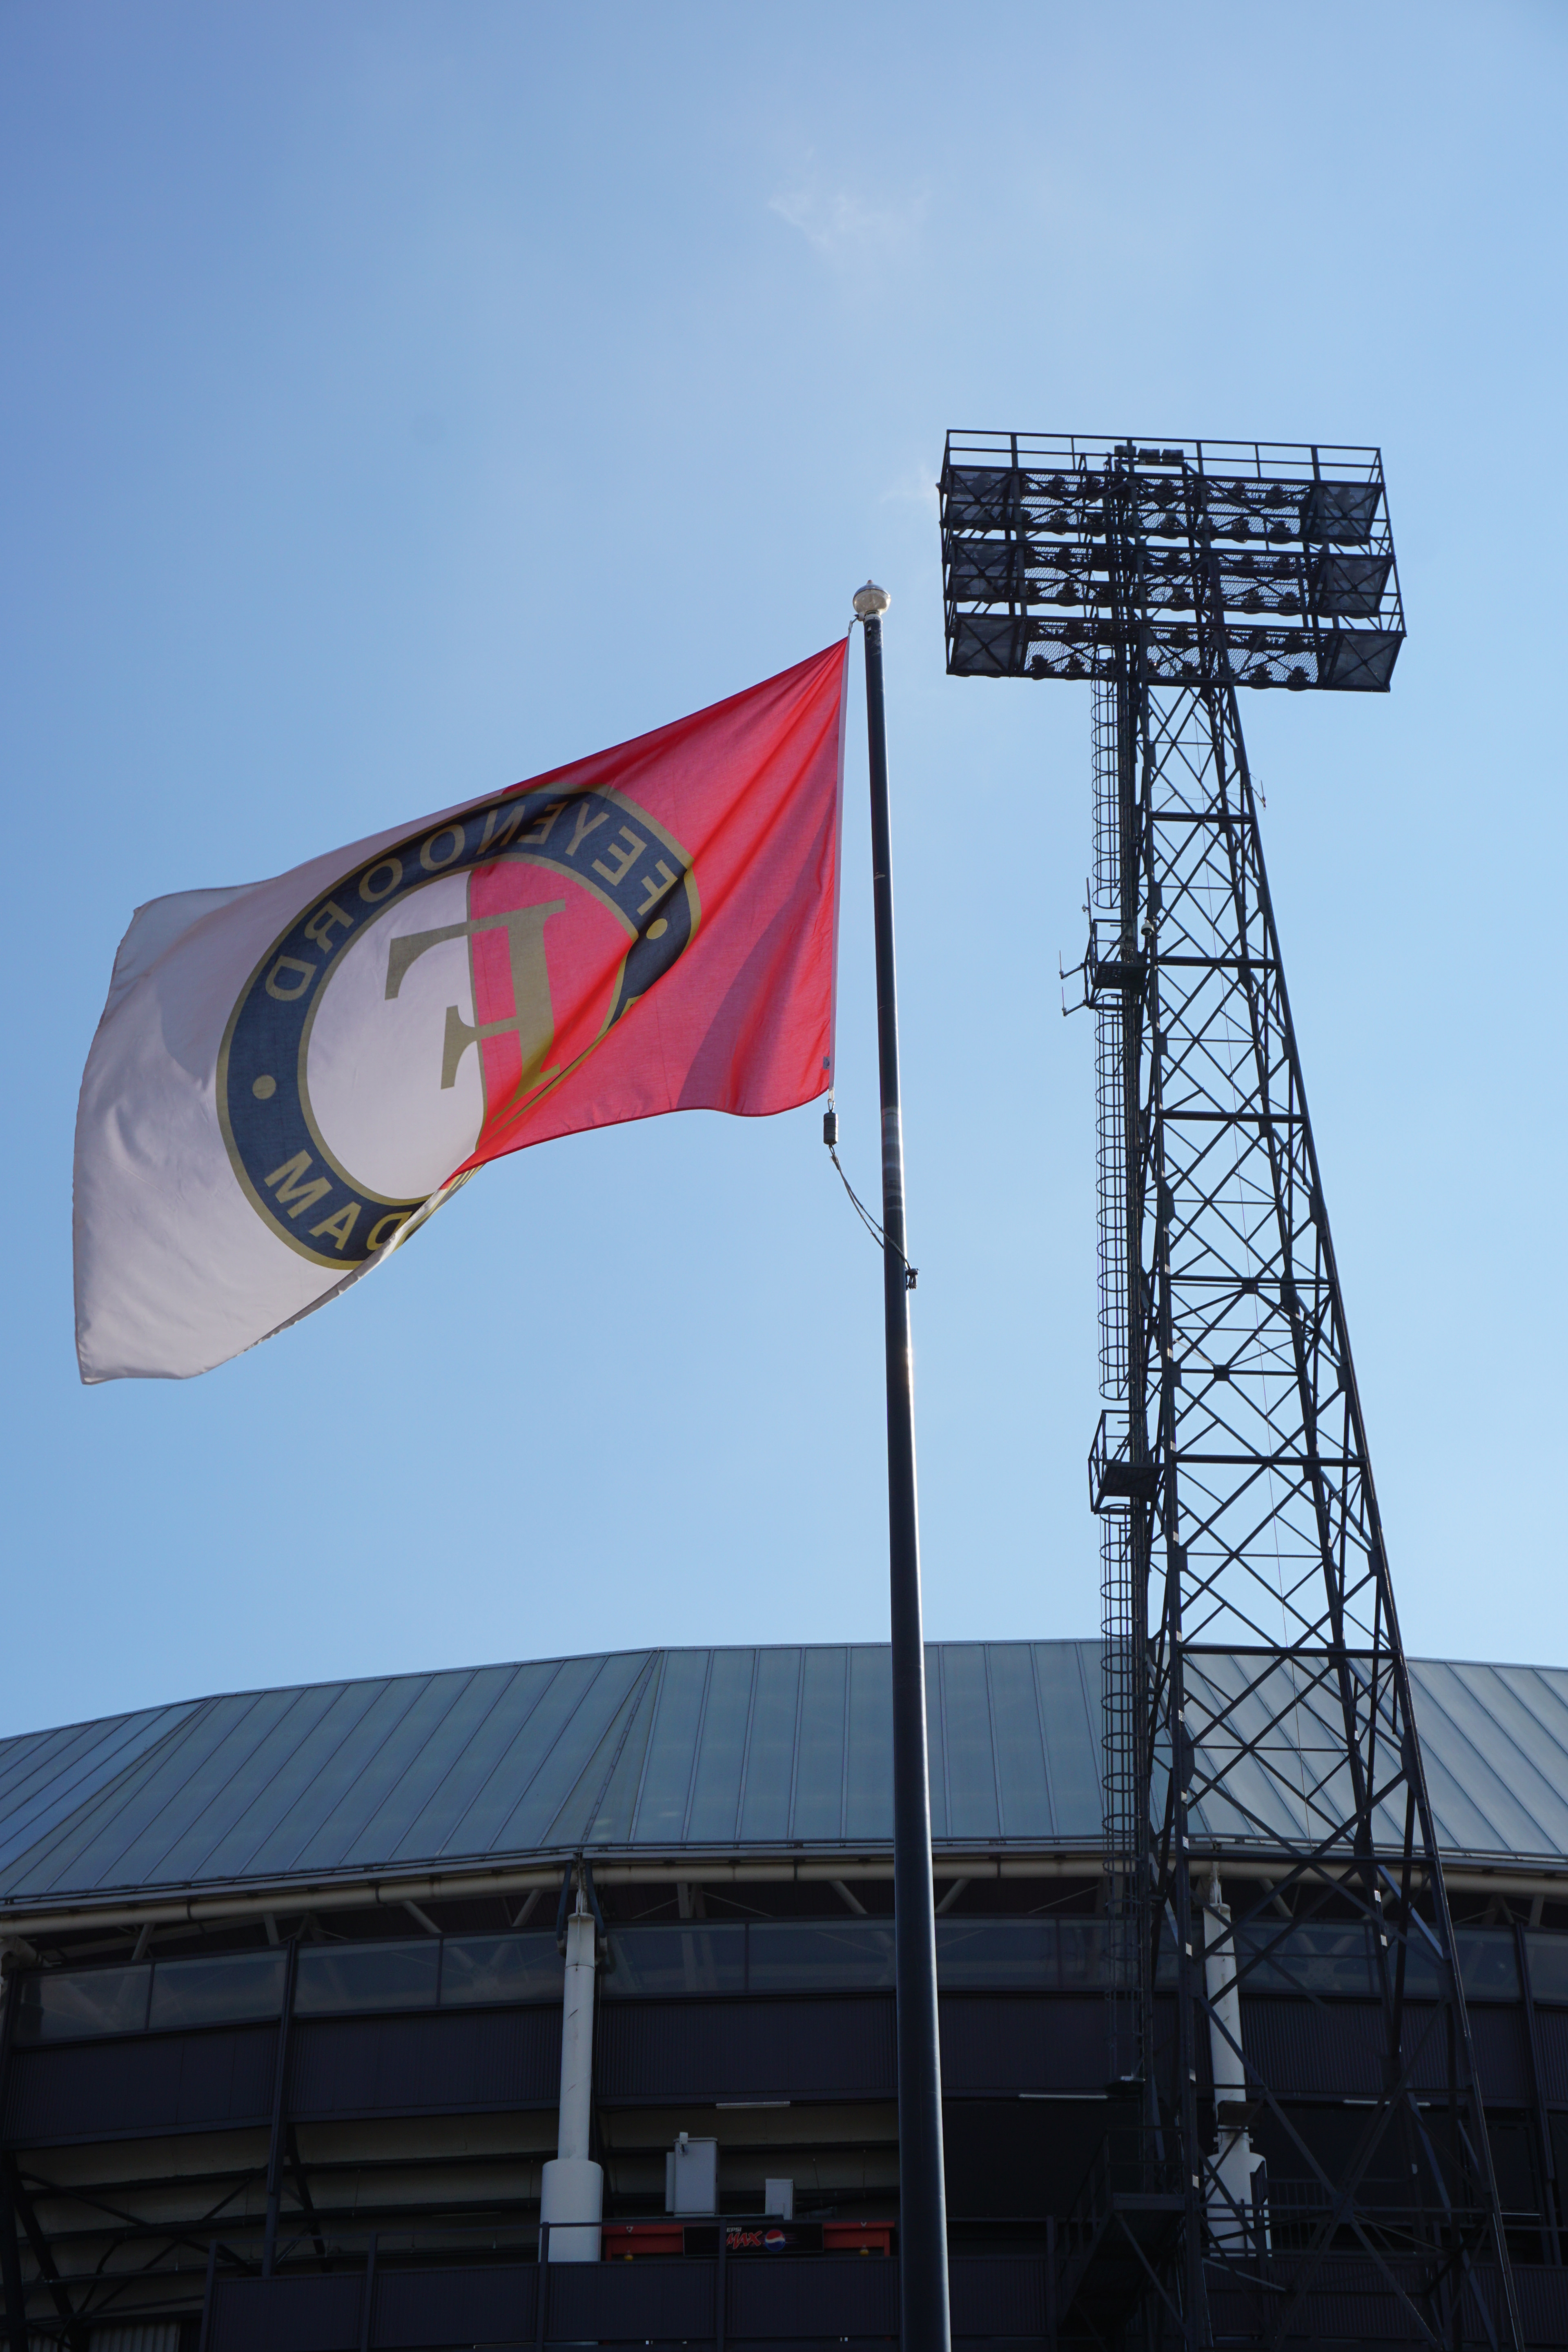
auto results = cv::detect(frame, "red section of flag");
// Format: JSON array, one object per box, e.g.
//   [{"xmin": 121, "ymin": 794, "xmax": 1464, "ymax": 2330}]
[{"xmin": 457, "ymin": 638, "xmax": 846, "ymax": 1175}]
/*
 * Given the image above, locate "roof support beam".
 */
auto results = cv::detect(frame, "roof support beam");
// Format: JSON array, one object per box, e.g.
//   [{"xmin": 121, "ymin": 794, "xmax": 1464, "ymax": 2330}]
[
  {"xmin": 4, "ymin": 1851, "xmax": 1561, "ymax": 1949},
  {"xmin": 0, "ymin": 1855, "xmax": 1096, "ymax": 1943}
]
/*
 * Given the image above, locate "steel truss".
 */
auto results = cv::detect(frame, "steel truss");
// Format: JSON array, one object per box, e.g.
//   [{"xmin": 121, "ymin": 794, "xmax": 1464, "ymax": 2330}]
[{"xmin": 940, "ymin": 435, "xmax": 1522, "ymax": 2351}]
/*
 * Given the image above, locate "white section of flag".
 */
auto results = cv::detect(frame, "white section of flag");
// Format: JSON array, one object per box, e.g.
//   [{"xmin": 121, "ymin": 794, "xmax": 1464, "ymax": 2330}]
[{"xmin": 73, "ymin": 806, "xmax": 465, "ymax": 1385}]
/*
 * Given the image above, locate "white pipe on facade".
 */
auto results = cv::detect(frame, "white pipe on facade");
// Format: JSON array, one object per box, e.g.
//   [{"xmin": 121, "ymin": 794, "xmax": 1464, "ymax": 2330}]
[
  {"xmin": 538, "ymin": 1894, "xmax": 602, "ymax": 2262},
  {"xmin": 1202, "ymin": 1870, "xmax": 1265, "ymax": 2254}
]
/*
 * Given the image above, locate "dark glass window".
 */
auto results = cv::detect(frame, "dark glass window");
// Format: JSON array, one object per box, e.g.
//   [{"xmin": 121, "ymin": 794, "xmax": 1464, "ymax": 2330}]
[
  {"xmin": 1455, "ymin": 1929, "xmax": 1518, "ymax": 2001},
  {"xmin": 12, "ymin": 1964, "xmax": 151, "ymax": 2044},
  {"xmin": 1234, "ymin": 1922, "xmax": 1373, "ymax": 1997},
  {"xmin": 1061, "ymin": 1920, "xmax": 1112, "ymax": 1989},
  {"xmin": 149, "ymin": 1950, "xmax": 286, "ymax": 2030},
  {"xmin": 936, "ymin": 1918, "xmax": 1058, "ymax": 1989},
  {"xmin": 440, "ymin": 1933, "xmax": 562, "ymax": 2007},
  {"xmin": 603, "ymin": 1926, "xmax": 746, "ymax": 1998},
  {"xmin": 1527, "ymin": 1932, "xmax": 1568, "ymax": 2005},
  {"xmin": 294, "ymin": 1938, "xmax": 439, "ymax": 2015},
  {"xmin": 746, "ymin": 1922, "xmax": 894, "ymax": 1993}
]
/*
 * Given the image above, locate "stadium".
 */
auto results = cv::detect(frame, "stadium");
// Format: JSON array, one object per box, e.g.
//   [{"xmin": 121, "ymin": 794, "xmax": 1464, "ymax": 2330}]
[
  {"xmin": 2, "ymin": 1637, "xmax": 1568, "ymax": 2350},
  {"xmin": 34, "ymin": 428, "xmax": 1546, "ymax": 2352}
]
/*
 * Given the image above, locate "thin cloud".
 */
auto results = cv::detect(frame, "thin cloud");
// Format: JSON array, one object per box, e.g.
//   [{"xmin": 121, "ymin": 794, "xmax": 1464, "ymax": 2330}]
[
  {"xmin": 768, "ymin": 166, "xmax": 929, "ymax": 263},
  {"xmin": 880, "ymin": 461, "xmax": 940, "ymax": 513}
]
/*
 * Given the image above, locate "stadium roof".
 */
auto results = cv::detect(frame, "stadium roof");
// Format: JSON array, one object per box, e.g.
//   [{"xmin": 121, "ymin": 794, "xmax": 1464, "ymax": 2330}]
[{"xmin": 2, "ymin": 1643, "xmax": 1568, "ymax": 1930}]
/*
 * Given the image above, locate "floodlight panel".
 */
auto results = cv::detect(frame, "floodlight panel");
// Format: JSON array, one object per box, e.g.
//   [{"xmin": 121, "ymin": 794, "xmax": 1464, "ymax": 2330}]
[{"xmin": 939, "ymin": 432, "xmax": 1405, "ymax": 692}]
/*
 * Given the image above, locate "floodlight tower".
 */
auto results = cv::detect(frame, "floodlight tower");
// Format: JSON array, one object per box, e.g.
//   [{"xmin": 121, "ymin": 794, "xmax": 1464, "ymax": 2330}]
[{"xmin": 940, "ymin": 435, "xmax": 1520, "ymax": 2352}]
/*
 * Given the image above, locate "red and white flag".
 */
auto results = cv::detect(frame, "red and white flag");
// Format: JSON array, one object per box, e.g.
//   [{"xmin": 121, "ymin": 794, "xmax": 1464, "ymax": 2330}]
[{"xmin": 75, "ymin": 642, "xmax": 848, "ymax": 1382}]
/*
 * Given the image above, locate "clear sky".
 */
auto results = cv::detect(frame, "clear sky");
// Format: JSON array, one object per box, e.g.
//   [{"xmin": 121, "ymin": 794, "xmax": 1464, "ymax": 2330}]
[{"xmin": 4, "ymin": 2, "xmax": 1564, "ymax": 1734}]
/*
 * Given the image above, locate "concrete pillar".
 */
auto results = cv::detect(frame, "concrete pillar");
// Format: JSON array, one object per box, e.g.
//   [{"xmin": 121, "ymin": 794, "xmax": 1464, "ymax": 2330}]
[
  {"xmin": 540, "ymin": 1898, "xmax": 603, "ymax": 2261},
  {"xmin": 1202, "ymin": 1871, "xmax": 1265, "ymax": 2253}
]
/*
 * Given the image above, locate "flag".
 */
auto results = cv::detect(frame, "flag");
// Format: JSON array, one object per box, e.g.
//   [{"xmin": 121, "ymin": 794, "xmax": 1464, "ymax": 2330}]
[{"xmin": 74, "ymin": 641, "xmax": 848, "ymax": 1383}]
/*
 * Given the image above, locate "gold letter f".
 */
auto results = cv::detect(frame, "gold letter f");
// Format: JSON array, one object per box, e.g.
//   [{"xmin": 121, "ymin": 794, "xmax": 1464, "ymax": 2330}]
[{"xmin": 385, "ymin": 904, "xmax": 566, "ymax": 1097}]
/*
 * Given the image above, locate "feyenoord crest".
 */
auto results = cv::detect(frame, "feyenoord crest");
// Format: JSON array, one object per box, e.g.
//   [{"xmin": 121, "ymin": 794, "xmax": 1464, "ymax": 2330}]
[{"xmin": 218, "ymin": 783, "xmax": 699, "ymax": 1267}]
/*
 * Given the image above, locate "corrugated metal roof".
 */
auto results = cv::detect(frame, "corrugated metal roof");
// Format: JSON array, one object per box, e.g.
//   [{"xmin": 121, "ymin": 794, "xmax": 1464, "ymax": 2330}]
[{"xmin": 0, "ymin": 1644, "xmax": 1564, "ymax": 1914}]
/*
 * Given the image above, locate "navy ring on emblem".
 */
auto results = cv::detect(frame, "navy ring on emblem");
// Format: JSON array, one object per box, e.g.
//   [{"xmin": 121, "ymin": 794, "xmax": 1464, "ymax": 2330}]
[{"xmin": 218, "ymin": 782, "xmax": 697, "ymax": 1269}]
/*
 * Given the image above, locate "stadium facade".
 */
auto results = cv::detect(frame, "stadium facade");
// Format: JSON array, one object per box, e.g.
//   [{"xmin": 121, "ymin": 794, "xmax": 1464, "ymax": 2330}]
[{"xmin": 2, "ymin": 1640, "xmax": 1568, "ymax": 2350}]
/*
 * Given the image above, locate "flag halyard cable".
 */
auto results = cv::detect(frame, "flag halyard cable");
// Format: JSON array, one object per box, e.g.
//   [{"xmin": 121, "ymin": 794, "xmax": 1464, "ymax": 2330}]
[{"xmin": 822, "ymin": 1103, "xmax": 917, "ymax": 1288}]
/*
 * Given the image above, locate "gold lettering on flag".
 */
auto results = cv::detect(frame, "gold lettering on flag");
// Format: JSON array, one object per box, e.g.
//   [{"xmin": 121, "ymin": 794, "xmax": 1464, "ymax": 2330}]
[
  {"xmin": 308, "ymin": 1202, "xmax": 361, "ymax": 1252},
  {"xmin": 265, "ymin": 956, "xmax": 316, "ymax": 1001},
  {"xmin": 592, "ymin": 826, "xmax": 647, "ymax": 888},
  {"xmin": 565, "ymin": 804, "xmax": 610, "ymax": 858},
  {"xmin": 636, "ymin": 860, "xmax": 679, "ymax": 917},
  {"xmin": 263, "ymin": 1152, "xmax": 332, "ymax": 1218},
  {"xmin": 302, "ymin": 900, "xmax": 354, "ymax": 954}
]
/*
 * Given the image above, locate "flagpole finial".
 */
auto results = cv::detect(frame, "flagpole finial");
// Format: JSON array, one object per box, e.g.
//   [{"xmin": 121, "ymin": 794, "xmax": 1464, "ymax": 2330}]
[{"xmin": 853, "ymin": 580, "xmax": 891, "ymax": 619}]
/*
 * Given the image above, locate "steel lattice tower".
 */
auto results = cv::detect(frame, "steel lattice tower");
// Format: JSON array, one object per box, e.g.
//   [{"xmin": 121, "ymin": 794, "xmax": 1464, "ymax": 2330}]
[{"xmin": 940, "ymin": 434, "xmax": 1521, "ymax": 2352}]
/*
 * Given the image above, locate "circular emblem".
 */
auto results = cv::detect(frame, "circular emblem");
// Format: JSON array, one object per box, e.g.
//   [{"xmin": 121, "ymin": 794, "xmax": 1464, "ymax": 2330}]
[{"xmin": 218, "ymin": 782, "xmax": 697, "ymax": 1267}]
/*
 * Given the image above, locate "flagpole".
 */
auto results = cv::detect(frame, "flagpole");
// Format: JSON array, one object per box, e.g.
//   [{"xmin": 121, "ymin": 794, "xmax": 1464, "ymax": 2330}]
[{"xmin": 853, "ymin": 581, "xmax": 951, "ymax": 2352}]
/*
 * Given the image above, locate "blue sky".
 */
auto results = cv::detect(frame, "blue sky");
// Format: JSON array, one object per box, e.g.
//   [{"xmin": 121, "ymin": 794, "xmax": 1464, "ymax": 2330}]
[{"xmin": 4, "ymin": 1, "xmax": 1565, "ymax": 1733}]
